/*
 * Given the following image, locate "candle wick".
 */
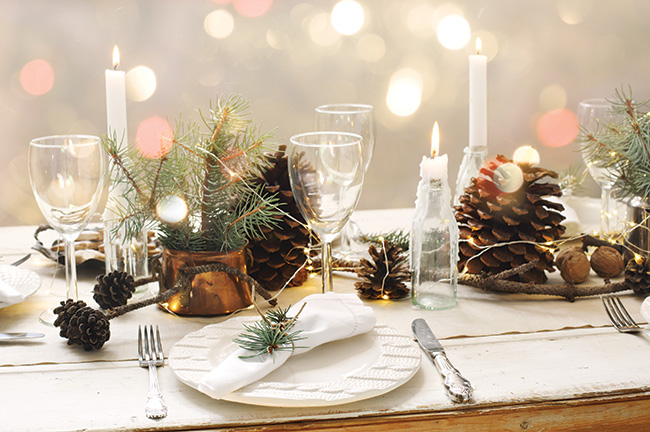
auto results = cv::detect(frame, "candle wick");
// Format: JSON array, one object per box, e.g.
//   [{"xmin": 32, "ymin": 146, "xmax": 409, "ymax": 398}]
[{"xmin": 114, "ymin": 64, "xmax": 118, "ymax": 71}]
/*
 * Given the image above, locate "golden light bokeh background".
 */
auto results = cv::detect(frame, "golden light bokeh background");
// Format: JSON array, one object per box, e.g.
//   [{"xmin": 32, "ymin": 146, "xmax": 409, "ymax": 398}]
[{"xmin": 3, "ymin": 0, "xmax": 649, "ymax": 226}]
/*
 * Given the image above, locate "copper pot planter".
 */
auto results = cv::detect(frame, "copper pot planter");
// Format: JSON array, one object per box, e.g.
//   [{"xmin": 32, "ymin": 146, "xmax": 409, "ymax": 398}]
[{"xmin": 159, "ymin": 247, "xmax": 252, "ymax": 316}]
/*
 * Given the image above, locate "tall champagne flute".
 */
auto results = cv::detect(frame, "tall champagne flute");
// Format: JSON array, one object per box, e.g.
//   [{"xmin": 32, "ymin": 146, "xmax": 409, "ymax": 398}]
[
  {"xmin": 288, "ymin": 132, "xmax": 364, "ymax": 293},
  {"xmin": 315, "ymin": 104, "xmax": 374, "ymax": 252},
  {"xmin": 29, "ymin": 135, "xmax": 106, "ymax": 322},
  {"xmin": 577, "ymin": 99, "xmax": 617, "ymax": 238}
]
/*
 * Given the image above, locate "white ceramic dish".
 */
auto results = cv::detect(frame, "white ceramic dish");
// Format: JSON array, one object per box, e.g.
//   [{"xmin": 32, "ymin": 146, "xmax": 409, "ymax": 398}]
[
  {"xmin": 169, "ymin": 316, "xmax": 421, "ymax": 407},
  {"xmin": 0, "ymin": 264, "xmax": 41, "ymax": 308}
]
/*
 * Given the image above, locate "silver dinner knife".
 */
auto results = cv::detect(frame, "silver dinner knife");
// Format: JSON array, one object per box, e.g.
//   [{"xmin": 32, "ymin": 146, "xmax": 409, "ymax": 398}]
[
  {"xmin": 412, "ymin": 318, "xmax": 473, "ymax": 403},
  {"xmin": 0, "ymin": 332, "xmax": 45, "ymax": 341}
]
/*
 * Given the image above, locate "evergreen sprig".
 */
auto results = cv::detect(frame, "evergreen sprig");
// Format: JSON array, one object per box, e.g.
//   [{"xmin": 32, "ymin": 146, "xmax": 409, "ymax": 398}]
[
  {"xmin": 360, "ymin": 229, "xmax": 411, "ymax": 252},
  {"xmin": 233, "ymin": 304, "xmax": 307, "ymax": 359},
  {"xmin": 102, "ymin": 94, "xmax": 282, "ymax": 252},
  {"xmin": 580, "ymin": 86, "xmax": 650, "ymax": 200}
]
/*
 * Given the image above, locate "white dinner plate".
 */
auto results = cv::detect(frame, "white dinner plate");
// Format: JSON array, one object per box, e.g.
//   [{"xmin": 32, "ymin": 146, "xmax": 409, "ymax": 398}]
[
  {"xmin": 0, "ymin": 264, "xmax": 41, "ymax": 308},
  {"xmin": 169, "ymin": 316, "xmax": 421, "ymax": 407},
  {"xmin": 640, "ymin": 296, "xmax": 650, "ymax": 323}
]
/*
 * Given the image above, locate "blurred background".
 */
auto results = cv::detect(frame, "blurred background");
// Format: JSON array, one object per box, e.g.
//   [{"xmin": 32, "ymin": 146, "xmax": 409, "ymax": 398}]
[{"xmin": 2, "ymin": 0, "xmax": 650, "ymax": 226}]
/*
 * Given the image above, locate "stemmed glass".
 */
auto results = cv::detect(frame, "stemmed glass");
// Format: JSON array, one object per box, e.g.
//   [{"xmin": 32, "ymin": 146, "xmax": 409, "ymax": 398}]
[
  {"xmin": 314, "ymin": 104, "xmax": 374, "ymax": 252},
  {"xmin": 577, "ymin": 98, "xmax": 618, "ymax": 238},
  {"xmin": 288, "ymin": 132, "xmax": 364, "ymax": 293},
  {"xmin": 28, "ymin": 135, "xmax": 106, "ymax": 323}
]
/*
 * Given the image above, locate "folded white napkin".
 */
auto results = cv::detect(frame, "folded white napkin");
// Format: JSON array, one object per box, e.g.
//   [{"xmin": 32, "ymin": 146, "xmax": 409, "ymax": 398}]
[
  {"xmin": 0, "ymin": 278, "xmax": 25, "ymax": 306},
  {"xmin": 197, "ymin": 292, "xmax": 377, "ymax": 399}
]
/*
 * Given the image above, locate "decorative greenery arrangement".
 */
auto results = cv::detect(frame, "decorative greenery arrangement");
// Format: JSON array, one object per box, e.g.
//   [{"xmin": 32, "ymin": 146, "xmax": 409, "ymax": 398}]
[
  {"xmin": 233, "ymin": 304, "xmax": 306, "ymax": 359},
  {"xmin": 580, "ymin": 87, "xmax": 650, "ymax": 200},
  {"xmin": 102, "ymin": 94, "xmax": 281, "ymax": 253},
  {"xmin": 55, "ymin": 259, "xmax": 278, "ymax": 351}
]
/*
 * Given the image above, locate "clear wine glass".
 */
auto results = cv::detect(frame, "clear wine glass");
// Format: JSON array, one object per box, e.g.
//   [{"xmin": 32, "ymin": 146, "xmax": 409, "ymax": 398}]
[
  {"xmin": 577, "ymin": 98, "xmax": 618, "ymax": 238},
  {"xmin": 314, "ymin": 104, "xmax": 374, "ymax": 252},
  {"xmin": 28, "ymin": 135, "xmax": 106, "ymax": 323},
  {"xmin": 288, "ymin": 132, "xmax": 364, "ymax": 293}
]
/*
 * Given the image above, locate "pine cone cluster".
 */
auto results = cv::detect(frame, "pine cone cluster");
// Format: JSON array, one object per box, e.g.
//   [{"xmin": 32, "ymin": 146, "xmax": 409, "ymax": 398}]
[
  {"xmin": 455, "ymin": 155, "xmax": 566, "ymax": 284},
  {"xmin": 355, "ymin": 242, "xmax": 410, "ymax": 300},
  {"xmin": 54, "ymin": 299, "xmax": 111, "ymax": 351},
  {"xmin": 248, "ymin": 146, "xmax": 316, "ymax": 291},
  {"xmin": 625, "ymin": 256, "xmax": 650, "ymax": 295},
  {"xmin": 93, "ymin": 270, "xmax": 135, "ymax": 309}
]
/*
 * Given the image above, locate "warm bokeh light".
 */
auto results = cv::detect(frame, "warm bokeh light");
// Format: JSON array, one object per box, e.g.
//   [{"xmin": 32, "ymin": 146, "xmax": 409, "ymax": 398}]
[
  {"xmin": 20, "ymin": 59, "xmax": 54, "ymax": 96},
  {"xmin": 126, "ymin": 66, "xmax": 157, "ymax": 102},
  {"xmin": 431, "ymin": 122, "xmax": 440, "ymax": 158},
  {"xmin": 436, "ymin": 14, "xmax": 471, "ymax": 50},
  {"xmin": 205, "ymin": 9, "xmax": 235, "ymax": 39},
  {"xmin": 309, "ymin": 12, "xmax": 340, "ymax": 47},
  {"xmin": 536, "ymin": 108, "xmax": 579, "ymax": 148},
  {"xmin": 357, "ymin": 34, "xmax": 385, "ymax": 62},
  {"xmin": 557, "ymin": 0, "xmax": 591, "ymax": 25},
  {"xmin": 234, "ymin": 0, "xmax": 272, "ymax": 18},
  {"xmin": 406, "ymin": 3, "xmax": 435, "ymax": 38},
  {"xmin": 539, "ymin": 84, "xmax": 567, "ymax": 111},
  {"xmin": 331, "ymin": 0, "xmax": 364, "ymax": 36},
  {"xmin": 386, "ymin": 68, "xmax": 423, "ymax": 117},
  {"xmin": 513, "ymin": 145, "xmax": 541, "ymax": 165},
  {"xmin": 136, "ymin": 117, "xmax": 174, "ymax": 158},
  {"xmin": 156, "ymin": 194, "xmax": 189, "ymax": 224}
]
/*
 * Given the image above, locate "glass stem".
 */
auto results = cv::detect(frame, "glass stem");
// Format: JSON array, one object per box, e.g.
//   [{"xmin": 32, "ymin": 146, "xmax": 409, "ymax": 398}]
[
  {"xmin": 601, "ymin": 184, "xmax": 613, "ymax": 239},
  {"xmin": 63, "ymin": 236, "xmax": 78, "ymax": 300},
  {"xmin": 321, "ymin": 242, "xmax": 333, "ymax": 293}
]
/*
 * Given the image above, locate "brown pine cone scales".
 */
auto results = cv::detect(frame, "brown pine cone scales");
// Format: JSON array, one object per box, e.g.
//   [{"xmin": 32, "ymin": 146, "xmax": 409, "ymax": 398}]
[
  {"xmin": 625, "ymin": 256, "xmax": 650, "ymax": 295},
  {"xmin": 248, "ymin": 146, "xmax": 317, "ymax": 291},
  {"xmin": 355, "ymin": 242, "xmax": 410, "ymax": 300},
  {"xmin": 455, "ymin": 155, "xmax": 566, "ymax": 283},
  {"xmin": 93, "ymin": 270, "xmax": 135, "ymax": 309},
  {"xmin": 53, "ymin": 299, "xmax": 88, "ymax": 338},
  {"xmin": 66, "ymin": 306, "xmax": 111, "ymax": 351}
]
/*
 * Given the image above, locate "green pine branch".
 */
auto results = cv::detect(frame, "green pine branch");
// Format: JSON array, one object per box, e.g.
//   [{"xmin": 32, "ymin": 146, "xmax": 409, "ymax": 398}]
[
  {"xmin": 579, "ymin": 86, "xmax": 650, "ymax": 200},
  {"xmin": 101, "ymin": 94, "xmax": 281, "ymax": 252}
]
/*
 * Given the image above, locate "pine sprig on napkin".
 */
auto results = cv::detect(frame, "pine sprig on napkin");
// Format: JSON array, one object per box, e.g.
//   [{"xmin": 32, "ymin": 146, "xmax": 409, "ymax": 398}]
[{"xmin": 233, "ymin": 304, "xmax": 307, "ymax": 359}]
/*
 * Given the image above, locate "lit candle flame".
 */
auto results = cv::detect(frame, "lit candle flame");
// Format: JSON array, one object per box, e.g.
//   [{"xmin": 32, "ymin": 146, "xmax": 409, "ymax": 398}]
[
  {"xmin": 112, "ymin": 45, "xmax": 120, "ymax": 70},
  {"xmin": 431, "ymin": 121, "xmax": 439, "ymax": 158},
  {"xmin": 475, "ymin": 37, "xmax": 482, "ymax": 55}
]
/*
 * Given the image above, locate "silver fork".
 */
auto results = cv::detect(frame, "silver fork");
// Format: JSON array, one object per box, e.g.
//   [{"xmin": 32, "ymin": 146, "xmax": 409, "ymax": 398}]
[
  {"xmin": 138, "ymin": 325, "xmax": 168, "ymax": 419},
  {"xmin": 601, "ymin": 295, "xmax": 650, "ymax": 337}
]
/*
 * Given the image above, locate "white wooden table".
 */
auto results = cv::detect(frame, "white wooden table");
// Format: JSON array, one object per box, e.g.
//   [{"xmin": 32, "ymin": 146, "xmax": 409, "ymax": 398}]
[{"xmin": 1, "ymin": 213, "xmax": 650, "ymax": 432}]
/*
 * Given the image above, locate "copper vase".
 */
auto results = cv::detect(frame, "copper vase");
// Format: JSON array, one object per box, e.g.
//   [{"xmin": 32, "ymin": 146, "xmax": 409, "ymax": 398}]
[{"xmin": 159, "ymin": 247, "xmax": 252, "ymax": 316}]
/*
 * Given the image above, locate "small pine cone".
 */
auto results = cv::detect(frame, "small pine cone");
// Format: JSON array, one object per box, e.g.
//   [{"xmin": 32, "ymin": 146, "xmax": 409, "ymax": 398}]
[
  {"xmin": 66, "ymin": 306, "xmax": 111, "ymax": 351},
  {"xmin": 53, "ymin": 299, "xmax": 88, "ymax": 338},
  {"xmin": 625, "ymin": 257, "xmax": 650, "ymax": 295},
  {"xmin": 93, "ymin": 270, "xmax": 135, "ymax": 309},
  {"xmin": 355, "ymin": 242, "xmax": 410, "ymax": 300}
]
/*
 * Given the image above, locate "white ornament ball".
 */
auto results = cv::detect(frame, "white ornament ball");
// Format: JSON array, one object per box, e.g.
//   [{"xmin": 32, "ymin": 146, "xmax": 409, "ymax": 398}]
[
  {"xmin": 156, "ymin": 195, "xmax": 188, "ymax": 224},
  {"xmin": 493, "ymin": 162, "xmax": 524, "ymax": 194}
]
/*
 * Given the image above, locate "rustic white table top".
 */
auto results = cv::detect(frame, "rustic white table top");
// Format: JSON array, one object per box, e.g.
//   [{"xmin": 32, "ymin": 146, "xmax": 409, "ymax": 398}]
[{"xmin": 1, "ymin": 209, "xmax": 649, "ymax": 432}]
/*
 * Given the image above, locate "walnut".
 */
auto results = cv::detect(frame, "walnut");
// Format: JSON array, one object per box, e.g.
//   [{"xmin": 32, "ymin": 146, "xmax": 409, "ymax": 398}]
[
  {"xmin": 590, "ymin": 246, "xmax": 624, "ymax": 278},
  {"xmin": 556, "ymin": 246, "xmax": 590, "ymax": 284}
]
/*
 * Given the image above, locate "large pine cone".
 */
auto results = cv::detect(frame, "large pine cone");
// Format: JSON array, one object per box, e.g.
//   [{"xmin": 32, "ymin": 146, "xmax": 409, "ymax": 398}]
[
  {"xmin": 455, "ymin": 155, "xmax": 566, "ymax": 283},
  {"xmin": 66, "ymin": 306, "xmax": 111, "ymax": 351},
  {"xmin": 93, "ymin": 270, "xmax": 135, "ymax": 309},
  {"xmin": 625, "ymin": 257, "xmax": 650, "ymax": 295},
  {"xmin": 248, "ymin": 146, "xmax": 316, "ymax": 291},
  {"xmin": 53, "ymin": 299, "xmax": 88, "ymax": 338},
  {"xmin": 355, "ymin": 242, "xmax": 410, "ymax": 300}
]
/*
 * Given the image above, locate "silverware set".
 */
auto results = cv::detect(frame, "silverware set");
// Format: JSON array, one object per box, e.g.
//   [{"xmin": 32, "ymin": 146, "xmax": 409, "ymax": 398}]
[{"xmin": 138, "ymin": 325, "xmax": 168, "ymax": 419}]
